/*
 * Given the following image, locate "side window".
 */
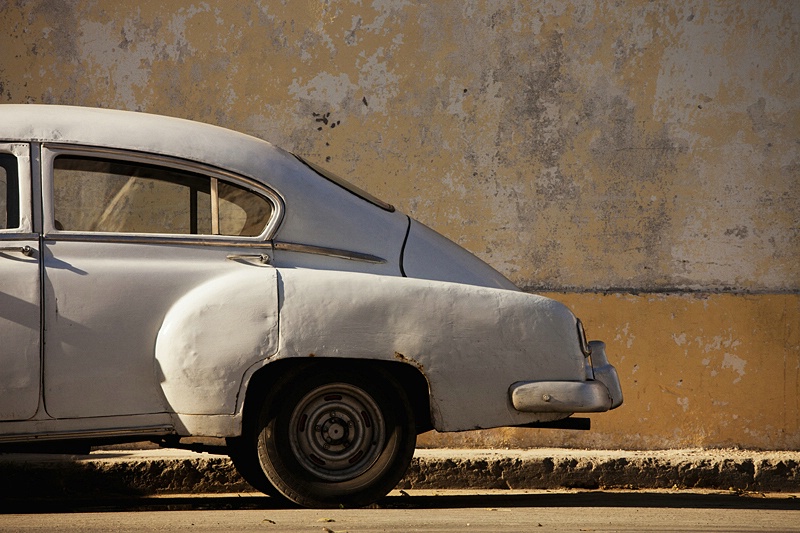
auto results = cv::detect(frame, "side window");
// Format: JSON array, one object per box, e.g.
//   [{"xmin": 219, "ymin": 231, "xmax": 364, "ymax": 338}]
[
  {"xmin": 0, "ymin": 154, "xmax": 20, "ymax": 230},
  {"xmin": 52, "ymin": 155, "xmax": 273, "ymax": 237},
  {"xmin": 218, "ymin": 181, "xmax": 274, "ymax": 237}
]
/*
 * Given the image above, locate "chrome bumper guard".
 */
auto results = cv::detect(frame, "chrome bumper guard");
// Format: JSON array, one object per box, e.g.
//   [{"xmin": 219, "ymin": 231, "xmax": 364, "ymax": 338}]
[{"xmin": 510, "ymin": 341, "xmax": 624, "ymax": 413}]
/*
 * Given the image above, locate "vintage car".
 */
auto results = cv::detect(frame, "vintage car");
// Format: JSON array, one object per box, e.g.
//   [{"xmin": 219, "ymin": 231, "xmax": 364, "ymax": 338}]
[{"xmin": 0, "ymin": 104, "xmax": 622, "ymax": 507}]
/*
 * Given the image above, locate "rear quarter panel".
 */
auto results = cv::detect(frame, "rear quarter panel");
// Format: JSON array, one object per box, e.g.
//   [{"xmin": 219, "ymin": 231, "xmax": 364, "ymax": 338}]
[{"xmin": 274, "ymin": 268, "xmax": 585, "ymax": 431}]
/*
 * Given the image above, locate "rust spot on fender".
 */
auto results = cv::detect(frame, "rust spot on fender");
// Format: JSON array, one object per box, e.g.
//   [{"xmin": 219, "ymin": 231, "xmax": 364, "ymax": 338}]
[{"xmin": 394, "ymin": 351, "xmax": 424, "ymax": 371}]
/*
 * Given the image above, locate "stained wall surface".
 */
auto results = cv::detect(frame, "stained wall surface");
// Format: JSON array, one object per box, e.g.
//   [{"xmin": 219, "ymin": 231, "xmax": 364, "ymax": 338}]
[{"xmin": 1, "ymin": 1, "xmax": 798, "ymax": 449}]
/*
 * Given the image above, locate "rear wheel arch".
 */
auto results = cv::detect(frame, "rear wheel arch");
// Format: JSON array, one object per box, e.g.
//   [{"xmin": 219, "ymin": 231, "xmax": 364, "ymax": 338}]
[
  {"xmin": 227, "ymin": 357, "xmax": 432, "ymax": 506},
  {"xmin": 238, "ymin": 357, "xmax": 433, "ymax": 438}
]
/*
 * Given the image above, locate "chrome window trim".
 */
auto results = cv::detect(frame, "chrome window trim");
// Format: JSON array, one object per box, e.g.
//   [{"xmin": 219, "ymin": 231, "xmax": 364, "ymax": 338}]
[
  {"xmin": 0, "ymin": 232, "xmax": 38, "ymax": 242},
  {"xmin": 40, "ymin": 235, "xmax": 383, "ymax": 264},
  {"xmin": 41, "ymin": 143, "xmax": 285, "ymax": 240},
  {"xmin": 46, "ymin": 232, "xmax": 275, "ymax": 249},
  {"xmin": 0, "ymin": 142, "xmax": 33, "ymax": 233}
]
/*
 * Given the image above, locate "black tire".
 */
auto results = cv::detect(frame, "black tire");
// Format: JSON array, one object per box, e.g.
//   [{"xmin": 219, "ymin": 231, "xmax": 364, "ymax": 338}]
[
  {"xmin": 255, "ymin": 369, "xmax": 416, "ymax": 508},
  {"xmin": 226, "ymin": 435, "xmax": 283, "ymax": 498}
]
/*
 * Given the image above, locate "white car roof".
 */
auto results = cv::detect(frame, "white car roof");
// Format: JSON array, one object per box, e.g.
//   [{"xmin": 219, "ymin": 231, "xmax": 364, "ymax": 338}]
[{"xmin": 0, "ymin": 104, "xmax": 292, "ymax": 178}]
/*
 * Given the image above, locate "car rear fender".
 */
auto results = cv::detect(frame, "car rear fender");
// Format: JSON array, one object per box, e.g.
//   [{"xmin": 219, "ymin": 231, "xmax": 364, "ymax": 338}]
[{"xmin": 274, "ymin": 268, "xmax": 587, "ymax": 432}]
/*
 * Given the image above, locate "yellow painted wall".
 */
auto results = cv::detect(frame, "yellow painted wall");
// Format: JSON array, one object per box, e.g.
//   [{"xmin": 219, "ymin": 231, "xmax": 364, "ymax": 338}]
[{"xmin": 1, "ymin": 1, "xmax": 798, "ymax": 449}]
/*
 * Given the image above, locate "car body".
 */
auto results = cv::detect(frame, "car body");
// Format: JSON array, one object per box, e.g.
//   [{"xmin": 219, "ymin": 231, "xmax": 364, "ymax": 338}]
[{"xmin": 0, "ymin": 104, "xmax": 622, "ymax": 507}]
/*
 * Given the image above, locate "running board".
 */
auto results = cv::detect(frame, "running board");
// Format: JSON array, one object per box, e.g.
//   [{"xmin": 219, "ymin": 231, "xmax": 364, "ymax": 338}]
[{"xmin": 0, "ymin": 425, "xmax": 174, "ymax": 444}]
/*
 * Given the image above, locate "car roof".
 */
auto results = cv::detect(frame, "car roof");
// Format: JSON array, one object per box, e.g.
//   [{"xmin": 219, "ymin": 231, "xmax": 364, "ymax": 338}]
[{"xmin": 0, "ymin": 104, "xmax": 294, "ymax": 173}]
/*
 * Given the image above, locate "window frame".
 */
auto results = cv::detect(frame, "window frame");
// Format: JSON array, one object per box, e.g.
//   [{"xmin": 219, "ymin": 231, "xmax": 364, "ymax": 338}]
[
  {"xmin": 0, "ymin": 143, "xmax": 33, "ymax": 235},
  {"xmin": 42, "ymin": 144, "xmax": 284, "ymax": 245},
  {"xmin": 0, "ymin": 153, "xmax": 20, "ymax": 231}
]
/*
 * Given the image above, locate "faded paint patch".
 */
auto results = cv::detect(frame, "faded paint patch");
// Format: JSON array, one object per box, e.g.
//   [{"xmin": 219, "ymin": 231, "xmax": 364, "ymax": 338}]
[{"xmin": 721, "ymin": 353, "xmax": 747, "ymax": 384}]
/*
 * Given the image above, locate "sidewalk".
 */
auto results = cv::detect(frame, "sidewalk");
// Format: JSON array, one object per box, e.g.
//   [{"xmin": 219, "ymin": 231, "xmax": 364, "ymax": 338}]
[{"xmin": 1, "ymin": 448, "xmax": 797, "ymax": 499}]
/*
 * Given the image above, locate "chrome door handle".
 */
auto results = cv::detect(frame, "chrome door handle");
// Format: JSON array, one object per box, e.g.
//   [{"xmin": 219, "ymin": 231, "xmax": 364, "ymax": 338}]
[
  {"xmin": 0, "ymin": 245, "xmax": 33, "ymax": 257},
  {"xmin": 226, "ymin": 253, "xmax": 270, "ymax": 265}
]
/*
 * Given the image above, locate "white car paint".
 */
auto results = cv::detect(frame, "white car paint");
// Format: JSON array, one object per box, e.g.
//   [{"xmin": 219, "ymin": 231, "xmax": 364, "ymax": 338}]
[
  {"xmin": 0, "ymin": 104, "xmax": 622, "ymax": 448},
  {"xmin": 402, "ymin": 219, "xmax": 519, "ymax": 291},
  {"xmin": 156, "ymin": 268, "xmax": 279, "ymax": 417},
  {"xmin": 274, "ymin": 268, "xmax": 586, "ymax": 431},
  {"xmin": 0, "ymin": 143, "xmax": 39, "ymax": 422}
]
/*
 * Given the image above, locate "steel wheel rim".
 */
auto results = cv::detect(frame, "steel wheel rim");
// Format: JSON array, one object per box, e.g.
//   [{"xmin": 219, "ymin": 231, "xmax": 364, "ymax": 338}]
[{"xmin": 288, "ymin": 382, "xmax": 386, "ymax": 482}]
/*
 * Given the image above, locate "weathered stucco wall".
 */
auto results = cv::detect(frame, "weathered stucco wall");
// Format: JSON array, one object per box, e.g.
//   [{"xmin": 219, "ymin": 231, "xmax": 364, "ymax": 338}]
[
  {"xmin": 1, "ymin": 1, "xmax": 798, "ymax": 449},
  {"xmin": 419, "ymin": 292, "xmax": 800, "ymax": 450}
]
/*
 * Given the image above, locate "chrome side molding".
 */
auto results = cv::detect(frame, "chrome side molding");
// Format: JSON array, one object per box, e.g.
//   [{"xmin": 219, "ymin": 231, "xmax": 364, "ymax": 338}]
[{"xmin": 274, "ymin": 241, "xmax": 386, "ymax": 264}]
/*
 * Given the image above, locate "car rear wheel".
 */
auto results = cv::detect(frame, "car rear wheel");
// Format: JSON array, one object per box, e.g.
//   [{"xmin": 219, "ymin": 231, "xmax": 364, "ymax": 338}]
[
  {"xmin": 255, "ymin": 369, "xmax": 416, "ymax": 508},
  {"xmin": 226, "ymin": 435, "xmax": 283, "ymax": 498}
]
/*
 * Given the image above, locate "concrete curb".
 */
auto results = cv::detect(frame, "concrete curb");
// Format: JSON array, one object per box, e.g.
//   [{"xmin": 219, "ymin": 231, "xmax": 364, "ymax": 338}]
[{"xmin": 1, "ymin": 448, "xmax": 798, "ymax": 499}]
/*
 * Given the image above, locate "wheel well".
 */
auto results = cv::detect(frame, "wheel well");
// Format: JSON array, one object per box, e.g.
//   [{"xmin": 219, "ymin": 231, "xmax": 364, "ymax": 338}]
[{"xmin": 241, "ymin": 358, "xmax": 433, "ymax": 436}]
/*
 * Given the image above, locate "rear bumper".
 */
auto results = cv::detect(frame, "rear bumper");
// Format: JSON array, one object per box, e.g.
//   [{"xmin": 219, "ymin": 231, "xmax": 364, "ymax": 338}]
[{"xmin": 510, "ymin": 341, "xmax": 624, "ymax": 413}]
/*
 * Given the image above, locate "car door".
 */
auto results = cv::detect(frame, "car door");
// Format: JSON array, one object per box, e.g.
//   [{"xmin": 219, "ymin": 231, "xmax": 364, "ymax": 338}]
[
  {"xmin": 40, "ymin": 144, "xmax": 282, "ymax": 419},
  {"xmin": 0, "ymin": 143, "xmax": 40, "ymax": 421}
]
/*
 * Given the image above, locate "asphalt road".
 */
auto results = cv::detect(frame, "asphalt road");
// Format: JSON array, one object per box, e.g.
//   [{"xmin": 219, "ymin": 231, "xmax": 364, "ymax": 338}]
[{"xmin": 2, "ymin": 489, "xmax": 798, "ymax": 532}]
